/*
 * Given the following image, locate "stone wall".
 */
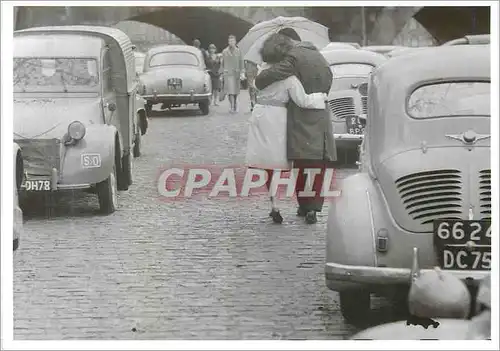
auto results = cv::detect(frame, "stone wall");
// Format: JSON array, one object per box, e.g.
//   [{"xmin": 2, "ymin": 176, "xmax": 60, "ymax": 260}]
[{"xmin": 114, "ymin": 21, "xmax": 185, "ymax": 52}]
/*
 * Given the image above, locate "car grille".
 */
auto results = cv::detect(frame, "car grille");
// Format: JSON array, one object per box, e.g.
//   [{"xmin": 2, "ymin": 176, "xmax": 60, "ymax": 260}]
[
  {"xmin": 395, "ymin": 169, "xmax": 463, "ymax": 225},
  {"xmin": 479, "ymin": 169, "xmax": 491, "ymax": 219},
  {"xmin": 328, "ymin": 97, "xmax": 354, "ymax": 119},
  {"xmin": 14, "ymin": 138, "xmax": 60, "ymax": 177},
  {"xmin": 361, "ymin": 96, "xmax": 367, "ymax": 114}
]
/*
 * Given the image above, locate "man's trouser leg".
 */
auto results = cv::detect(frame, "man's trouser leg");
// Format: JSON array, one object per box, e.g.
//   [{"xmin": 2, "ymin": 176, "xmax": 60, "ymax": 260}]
[{"xmin": 294, "ymin": 159, "xmax": 326, "ymax": 212}]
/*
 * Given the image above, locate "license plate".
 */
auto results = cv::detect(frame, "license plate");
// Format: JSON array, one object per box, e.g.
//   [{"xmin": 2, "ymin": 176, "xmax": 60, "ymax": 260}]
[
  {"xmin": 23, "ymin": 179, "xmax": 51, "ymax": 191},
  {"xmin": 346, "ymin": 116, "xmax": 364, "ymax": 135},
  {"xmin": 433, "ymin": 219, "xmax": 491, "ymax": 270}
]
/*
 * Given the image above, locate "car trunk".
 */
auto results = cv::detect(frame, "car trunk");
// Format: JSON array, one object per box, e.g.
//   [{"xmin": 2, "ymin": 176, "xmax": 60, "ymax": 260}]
[{"xmin": 142, "ymin": 67, "xmax": 205, "ymax": 95}]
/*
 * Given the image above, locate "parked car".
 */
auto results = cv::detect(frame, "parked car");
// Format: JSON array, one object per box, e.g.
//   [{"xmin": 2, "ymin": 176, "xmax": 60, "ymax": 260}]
[
  {"xmin": 321, "ymin": 49, "xmax": 386, "ymax": 165},
  {"xmin": 13, "ymin": 143, "xmax": 23, "ymax": 251},
  {"xmin": 321, "ymin": 42, "xmax": 359, "ymax": 53},
  {"xmin": 14, "ymin": 25, "xmax": 144, "ymax": 214},
  {"xmin": 133, "ymin": 51, "xmax": 149, "ymax": 138},
  {"xmin": 442, "ymin": 34, "xmax": 490, "ymax": 46},
  {"xmin": 140, "ymin": 45, "xmax": 212, "ymax": 115},
  {"xmin": 386, "ymin": 46, "xmax": 431, "ymax": 58},
  {"xmin": 325, "ymin": 44, "xmax": 491, "ymax": 323},
  {"xmin": 362, "ymin": 45, "xmax": 406, "ymax": 56}
]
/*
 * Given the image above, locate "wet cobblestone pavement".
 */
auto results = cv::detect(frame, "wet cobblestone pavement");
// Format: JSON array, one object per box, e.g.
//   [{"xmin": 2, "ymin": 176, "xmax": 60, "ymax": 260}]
[{"xmin": 14, "ymin": 92, "xmax": 396, "ymax": 340}]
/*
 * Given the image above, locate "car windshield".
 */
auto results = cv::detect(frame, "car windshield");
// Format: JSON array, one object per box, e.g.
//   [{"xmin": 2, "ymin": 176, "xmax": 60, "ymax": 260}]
[
  {"xmin": 408, "ymin": 82, "xmax": 490, "ymax": 118},
  {"xmin": 330, "ymin": 63, "xmax": 374, "ymax": 78},
  {"xmin": 148, "ymin": 52, "xmax": 199, "ymax": 68},
  {"xmin": 14, "ymin": 57, "xmax": 99, "ymax": 92}
]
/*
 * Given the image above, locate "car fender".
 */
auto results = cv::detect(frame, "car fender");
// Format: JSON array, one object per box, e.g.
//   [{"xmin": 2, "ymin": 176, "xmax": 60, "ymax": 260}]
[
  {"xmin": 326, "ymin": 172, "xmax": 381, "ymax": 266},
  {"xmin": 60, "ymin": 125, "xmax": 118, "ymax": 185}
]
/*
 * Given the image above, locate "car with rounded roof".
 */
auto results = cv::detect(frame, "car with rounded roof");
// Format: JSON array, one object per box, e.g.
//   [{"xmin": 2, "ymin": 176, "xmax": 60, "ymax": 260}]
[
  {"xmin": 14, "ymin": 26, "xmax": 144, "ymax": 214},
  {"xmin": 140, "ymin": 45, "xmax": 212, "ymax": 115},
  {"xmin": 325, "ymin": 44, "xmax": 491, "ymax": 323},
  {"xmin": 321, "ymin": 49, "xmax": 387, "ymax": 165}
]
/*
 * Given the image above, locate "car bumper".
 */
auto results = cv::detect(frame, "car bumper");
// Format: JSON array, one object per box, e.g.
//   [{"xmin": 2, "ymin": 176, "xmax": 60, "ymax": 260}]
[
  {"xmin": 325, "ymin": 262, "xmax": 488, "ymax": 290},
  {"xmin": 21, "ymin": 169, "xmax": 93, "ymax": 192},
  {"xmin": 143, "ymin": 92, "xmax": 211, "ymax": 103}
]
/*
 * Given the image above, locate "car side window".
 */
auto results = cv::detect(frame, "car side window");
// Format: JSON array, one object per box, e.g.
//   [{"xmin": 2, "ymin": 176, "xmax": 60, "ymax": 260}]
[{"xmin": 102, "ymin": 49, "xmax": 112, "ymax": 93}]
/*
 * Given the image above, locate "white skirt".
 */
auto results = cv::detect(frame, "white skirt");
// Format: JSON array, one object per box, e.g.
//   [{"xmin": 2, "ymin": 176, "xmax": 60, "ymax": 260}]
[{"xmin": 245, "ymin": 104, "xmax": 291, "ymax": 170}]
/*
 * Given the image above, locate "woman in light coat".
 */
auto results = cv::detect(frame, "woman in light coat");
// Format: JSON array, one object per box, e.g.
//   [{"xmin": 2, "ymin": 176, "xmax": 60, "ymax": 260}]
[{"xmin": 245, "ymin": 33, "xmax": 327, "ymax": 224}]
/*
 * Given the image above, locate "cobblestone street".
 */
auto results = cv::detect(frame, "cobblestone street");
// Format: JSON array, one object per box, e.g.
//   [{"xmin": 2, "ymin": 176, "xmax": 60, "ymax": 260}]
[{"xmin": 14, "ymin": 92, "xmax": 393, "ymax": 340}]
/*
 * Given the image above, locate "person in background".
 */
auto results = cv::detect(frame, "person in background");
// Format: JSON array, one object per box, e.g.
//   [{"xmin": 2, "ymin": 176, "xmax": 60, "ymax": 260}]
[
  {"xmin": 254, "ymin": 28, "xmax": 336, "ymax": 224},
  {"xmin": 245, "ymin": 59, "xmax": 259, "ymax": 111},
  {"xmin": 206, "ymin": 44, "xmax": 222, "ymax": 105},
  {"xmin": 220, "ymin": 34, "xmax": 245, "ymax": 113},
  {"xmin": 245, "ymin": 33, "xmax": 327, "ymax": 224},
  {"xmin": 193, "ymin": 39, "xmax": 208, "ymax": 63}
]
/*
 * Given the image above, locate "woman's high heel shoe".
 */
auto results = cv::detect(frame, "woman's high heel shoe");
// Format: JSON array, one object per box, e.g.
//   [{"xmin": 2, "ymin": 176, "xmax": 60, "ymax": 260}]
[{"xmin": 269, "ymin": 209, "xmax": 283, "ymax": 224}]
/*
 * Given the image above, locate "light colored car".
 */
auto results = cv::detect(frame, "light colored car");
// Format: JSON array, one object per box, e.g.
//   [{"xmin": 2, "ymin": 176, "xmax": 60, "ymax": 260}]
[
  {"xmin": 321, "ymin": 49, "xmax": 386, "ymax": 164},
  {"xmin": 321, "ymin": 42, "xmax": 359, "ymax": 53},
  {"xmin": 140, "ymin": 45, "xmax": 212, "ymax": 115},
  {"xmin": 325, "ymin": 44, "xmax": 490, "ymax": 323},
  {"xmin": 13, "ymin": 143, "xmax": 23, "ymax": 251},
  {"xmin": 362, "ymin": 45, "xmax": 406, "ymax": 55},
  {"xmin": 133, "ymin": 51, "xmax": 149, "ymax": 138},
  {"xmin": 386, "ymin": 46, "xmax": 431, "ymax": 58},
  {"xmin": 442, "ymin": 34, "xmax": 490, "ymax": 46},
  {"xmin": 14, "ymin": 26, "xmax": 145, "ymax": 214}
]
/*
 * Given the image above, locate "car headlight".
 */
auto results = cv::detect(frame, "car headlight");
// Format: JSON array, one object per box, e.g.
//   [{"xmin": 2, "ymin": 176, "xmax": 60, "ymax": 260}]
[
  {"xmin": 68, "ymin": 121, "xmax": 86, "ymax": 141},
  {"xmin": 358, "ymin": 82, "xmax": 368, "ymax": 96}
]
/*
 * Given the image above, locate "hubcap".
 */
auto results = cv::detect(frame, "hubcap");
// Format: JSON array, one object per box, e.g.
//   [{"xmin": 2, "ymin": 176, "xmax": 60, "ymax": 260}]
[{"xmin": 110, "ymin": 167, "xmax": 117, "ymax": 207}]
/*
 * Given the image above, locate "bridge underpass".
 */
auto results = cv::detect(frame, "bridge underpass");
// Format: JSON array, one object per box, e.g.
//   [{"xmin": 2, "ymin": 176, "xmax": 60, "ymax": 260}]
[{"xmin": 14, "ymin": 6, "xmax": 490, "ymax": 50}]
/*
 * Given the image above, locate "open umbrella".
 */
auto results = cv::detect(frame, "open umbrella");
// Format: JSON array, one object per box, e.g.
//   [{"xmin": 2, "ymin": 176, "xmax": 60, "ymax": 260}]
[{"xmin": 238, "ymin": 16, "xmax": 330, "ymax": 64}]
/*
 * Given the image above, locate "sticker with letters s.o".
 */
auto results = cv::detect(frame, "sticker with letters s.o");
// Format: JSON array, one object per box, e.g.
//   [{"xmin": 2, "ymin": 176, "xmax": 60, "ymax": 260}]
[{"xmin": 81, "ymin": 153, "xmax": 102, "ymax": 168}]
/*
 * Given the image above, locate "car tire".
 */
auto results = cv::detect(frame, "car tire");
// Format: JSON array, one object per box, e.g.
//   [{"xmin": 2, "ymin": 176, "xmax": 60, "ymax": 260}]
[
  {"xmin": 139, "ymin": 111, "xmax": 148, "ymax": 135},
  {"xmin": 199, "ymin": 100, "xmax": 210, "ymax": 115},
  {"xmin": 119, "ymin": 153, "xmax": 133, "ymax": 189},
  {"xmin": 339, "ymin": 291, "xmax": 371, "ymax": 324},
  {"xmin": 133, "ymin": 131, "xmax": 142, "ymax": 158},
  {"xmin": 13, "ymin": 238, "xmax": 19, "ymax": 251},
  {"xmin": 96, "ymin": 163, "xmax": 118, "ymax": 215}
]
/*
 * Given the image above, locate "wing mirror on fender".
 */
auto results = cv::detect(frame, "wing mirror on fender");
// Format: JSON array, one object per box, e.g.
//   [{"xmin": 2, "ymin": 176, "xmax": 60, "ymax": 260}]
[{"xmin": 107, "ymin": 102, "xmax": 117, "ymax": 112}]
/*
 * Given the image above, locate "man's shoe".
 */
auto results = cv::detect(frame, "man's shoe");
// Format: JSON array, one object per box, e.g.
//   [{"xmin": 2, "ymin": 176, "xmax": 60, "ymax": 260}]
[
  {"xmin": 305, "ymin": 211, "xmax": 317, "ymax": 224},
  {"xmin": 296, "ymin": 207, "xmax": 307, "ymax": 217},
  {"xmin": 269, "ymin": 209, "xmax": 283, "ymax": 224}
]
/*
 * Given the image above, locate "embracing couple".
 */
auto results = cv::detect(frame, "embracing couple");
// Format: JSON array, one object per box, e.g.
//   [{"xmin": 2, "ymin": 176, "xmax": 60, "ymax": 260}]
[{"xmin": 245, "ymin": 28, "xmax": 336, "ymax": 225}]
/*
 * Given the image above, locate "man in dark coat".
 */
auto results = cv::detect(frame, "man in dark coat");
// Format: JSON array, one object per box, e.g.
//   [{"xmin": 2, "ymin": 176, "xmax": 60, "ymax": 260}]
[{"xmin": 254, "ymin": 28, "xmax": 336, "ymax": 224}]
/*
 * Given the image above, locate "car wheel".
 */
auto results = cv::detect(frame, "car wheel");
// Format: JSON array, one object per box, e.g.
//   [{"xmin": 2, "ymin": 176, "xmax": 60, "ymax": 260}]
[
  {"xmin": 13, "ymin": 238, "xmax": 19, "ymax": 251},
  {"xmin": 96, "ymin": 163, "xmax": 118, "ymax": 214},
  {"xmin": 199, "ymin": 100, "xmax": 210, "ymax": 115},
  {"xmin": 133, "ymin": 131, "xmax": 142, "ymax": 158},
  {"xmin": 139, "ymin": 112, "xmax": 148, "ymax": 135},
  {"xmin": 339, "ymin": 291, "xmax": 371, "ymax": 324},
  {"xmin": 119, "ymin": 153, "xmax": 133, "ymax": 189}
]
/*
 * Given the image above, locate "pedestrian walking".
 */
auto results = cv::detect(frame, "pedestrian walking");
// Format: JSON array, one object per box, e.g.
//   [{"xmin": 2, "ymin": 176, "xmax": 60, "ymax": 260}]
[
  {"xmin": 220, "ymin": 34, "xmax": 245, "ymax": 113},
  {"xmin": 254, "ymin": 28, "xmax": 336, "ymax": 224},
  {"xmin": 245, "ymin": 59, "xmax": 258, "ymax": 111},
  {"xmin": 245, "ymin": 33, "xmax": 327, "ymax": 224},
  {"xmin": 206, "ymin": 44, "xmax": 222, "ymax": 105},
  {"xmin": 192, "ymin": 38, "xmax": 208, "ymax": 63}
]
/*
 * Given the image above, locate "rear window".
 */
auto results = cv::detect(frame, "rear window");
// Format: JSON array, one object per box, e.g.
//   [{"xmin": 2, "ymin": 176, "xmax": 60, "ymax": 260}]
[
  {"xmin": 329, "ymin": 63, "xmax": 374, "ymax": 78},
  {"xmin": 149, "ymin": 52, "xmax": 199, "ymax": 68},
  {"xmin": 408, "ymin": 82, "xmax": 490, "ymax": 118}
]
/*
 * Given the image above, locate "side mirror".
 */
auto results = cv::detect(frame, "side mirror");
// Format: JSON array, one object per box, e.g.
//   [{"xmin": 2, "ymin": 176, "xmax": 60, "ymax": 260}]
[{"xmin": 107, "ymin": 102, "xmax": 117, "ymax": 112}]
